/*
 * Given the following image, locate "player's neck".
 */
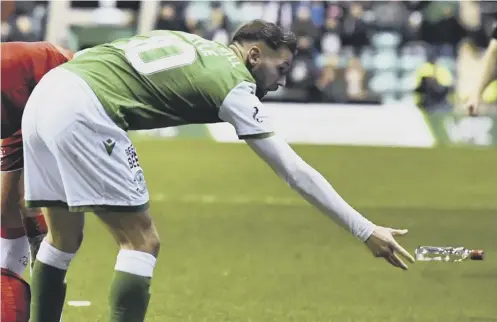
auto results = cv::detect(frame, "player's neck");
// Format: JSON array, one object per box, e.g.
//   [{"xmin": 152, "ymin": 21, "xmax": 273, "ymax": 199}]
[{"xmin": 228, "ymin": 43, "xmax": 246, "ymax": 63}]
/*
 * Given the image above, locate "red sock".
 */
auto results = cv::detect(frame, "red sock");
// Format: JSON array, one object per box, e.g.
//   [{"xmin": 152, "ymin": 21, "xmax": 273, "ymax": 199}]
[
  {"xmin": 23, "ymin": 215, "xmax": 47, "ymax": 239},
  {"xmin": 1, "ymin": 268, "xmax": 30, "ymax": 322},
  {"xmin": 0, "ymin": 226, "xmax": 26, "ymax": 239}
]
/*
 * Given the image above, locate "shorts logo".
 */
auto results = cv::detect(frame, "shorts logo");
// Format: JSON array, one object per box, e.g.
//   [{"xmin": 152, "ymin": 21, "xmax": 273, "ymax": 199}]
[
  {"xmin": 104, "ymin": 139, "xmax": 116, "ymax": 156},
  {"xmin": 134, "ymin": 169, "xmax": 147, "ymax": 194},
  {"xmin": 125, "ymin": 145, "xmax": 140, "ymax": 169}
]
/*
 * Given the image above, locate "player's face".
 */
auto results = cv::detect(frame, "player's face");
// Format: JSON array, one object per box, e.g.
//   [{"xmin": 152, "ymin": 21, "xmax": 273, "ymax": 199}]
[{"xmin": 247, "ymin": 46, "xmax": 293, "ymax": 99}]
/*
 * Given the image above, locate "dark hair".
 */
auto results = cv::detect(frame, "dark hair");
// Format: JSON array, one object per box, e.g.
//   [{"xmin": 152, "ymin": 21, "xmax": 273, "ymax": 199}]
[{"xmin": 232, "ymin": 19, "xmax": 298, "ymax": 55}]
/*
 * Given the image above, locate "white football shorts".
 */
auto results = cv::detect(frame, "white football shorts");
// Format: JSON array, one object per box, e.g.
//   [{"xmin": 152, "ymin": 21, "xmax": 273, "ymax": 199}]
[{"xmin": 22, "ymin": 67, "xmax": 149, "ymax": 212}]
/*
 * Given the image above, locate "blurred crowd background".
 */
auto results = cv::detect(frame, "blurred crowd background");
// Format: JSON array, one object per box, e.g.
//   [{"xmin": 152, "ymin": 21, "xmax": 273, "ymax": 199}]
[{"xmin": 2, "ymin": 1, "xmax": 497, "ymax": 113}]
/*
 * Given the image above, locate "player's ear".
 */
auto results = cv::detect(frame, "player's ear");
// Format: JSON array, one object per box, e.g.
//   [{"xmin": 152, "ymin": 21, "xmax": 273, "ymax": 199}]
[{"xmin": 247, "ymin": 46, "xmax": 262, "ymax": 66}]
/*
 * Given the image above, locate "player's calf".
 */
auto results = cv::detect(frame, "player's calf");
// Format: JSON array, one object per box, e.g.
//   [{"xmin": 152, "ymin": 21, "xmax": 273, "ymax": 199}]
[{"xmin": 96, "ymin": 210, "xmax": 160, "ymax": 322}]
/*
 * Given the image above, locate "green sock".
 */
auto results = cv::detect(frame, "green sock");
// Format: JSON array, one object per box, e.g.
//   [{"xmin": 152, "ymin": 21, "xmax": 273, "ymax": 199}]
[
  {"xmin": 30, "ymin": 261, "xmax": 67, "ymax": 322},
  {"xmin": 109, "ymin": 271, "xmax": 151, "ymax": 322}
]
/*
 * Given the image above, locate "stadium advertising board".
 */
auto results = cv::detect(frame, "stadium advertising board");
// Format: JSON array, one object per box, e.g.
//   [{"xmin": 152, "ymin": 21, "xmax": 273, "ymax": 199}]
[
  {"xmin": 423, "ymin": 111, "xmax": 497, "ymax": 147},
  {"xmin": 135, "ymin": 103, "xmax": 435, "ymax": 148},
  {"xmin": 134, "ymin": 103, "xmax": 497, "ymax": 148},
  {"xmin": 207, "ymin": 103, "xmax": 435, "ymax": 148}
]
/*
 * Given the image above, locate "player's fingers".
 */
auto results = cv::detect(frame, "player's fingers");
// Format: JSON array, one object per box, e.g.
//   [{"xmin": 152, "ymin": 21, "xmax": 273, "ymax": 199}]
[
  {"xmin": 384, "ymin": 254, "xmax": 400, "ymax": 269},
  {"xmin": 390, "ymin": 229, "xmax": 408, "ymax": 236},
  {"xmin": 391, "ymin": 240, "xmax": 416, "ymax": 263},
  {"xmin": 389, "ymin": 253, "xmax": 408, "ymax": 270}
]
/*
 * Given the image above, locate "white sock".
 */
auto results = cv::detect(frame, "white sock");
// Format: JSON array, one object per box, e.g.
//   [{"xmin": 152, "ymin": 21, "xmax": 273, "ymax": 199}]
[
  {"xmin": 0, "ymin": 236, "xmax": 30, "ymax": 276},
  {"xmin": 114, "ymin": 250, "xmax": 156, "ymax": 277},
  {"xmin": 36, "ymin": 239, "xmax": 75, "ymax": 270}
]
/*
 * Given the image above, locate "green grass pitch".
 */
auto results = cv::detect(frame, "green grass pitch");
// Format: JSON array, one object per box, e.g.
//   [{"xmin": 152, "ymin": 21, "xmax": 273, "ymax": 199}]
[{"xmin": 35, "ymin": 139, "xmax": 497, "ymax": 322}]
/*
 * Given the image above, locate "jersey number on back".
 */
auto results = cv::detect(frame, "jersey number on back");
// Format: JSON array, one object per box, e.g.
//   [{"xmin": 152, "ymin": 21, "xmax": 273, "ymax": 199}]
[{"xmin": 115, "ymin": 36, "xmax": 197, "ymax": 75}]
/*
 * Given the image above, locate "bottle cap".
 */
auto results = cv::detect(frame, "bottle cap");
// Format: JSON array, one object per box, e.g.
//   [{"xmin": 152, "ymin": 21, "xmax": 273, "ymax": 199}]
[{"xmin": 470, "ymin": 250, "xmax": 484, "ymax": 260}]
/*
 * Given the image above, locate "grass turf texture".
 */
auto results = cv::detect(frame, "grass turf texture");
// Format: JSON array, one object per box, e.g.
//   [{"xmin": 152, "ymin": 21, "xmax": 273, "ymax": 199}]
[{"xmin": 30, "ymin": 140, "xmax": 497, "ymax": 322}]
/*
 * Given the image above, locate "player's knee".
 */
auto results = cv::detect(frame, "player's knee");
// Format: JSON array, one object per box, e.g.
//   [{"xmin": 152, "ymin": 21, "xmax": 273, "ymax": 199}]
[
  {"xmin": 121, "ymin": 219, "xmax": 160, "ymax": 257},
  {"xmin": 18, "ymin": 193, "xmax": 27, "ymax": 215},
  {"xmin": 97, "ymin": 210, "xmax": 160, "ymax": 257},
  {"xmin": 121, "ymin": 227, "xmax": 160, "ymax": 258},
  {"xmin": 46, "ymin": 230, "xmax": 83, "ymax": 254},
  {"xmin": 145, "ymin": 230, "xmax": 161, "ymax": 257},
  {"xmin": 17, "ymin": 195, "xmax": 32, "ymax": 221},
  {"xmin": 0, "ymin": 194, "xmax": 23, "ymax": 228}
]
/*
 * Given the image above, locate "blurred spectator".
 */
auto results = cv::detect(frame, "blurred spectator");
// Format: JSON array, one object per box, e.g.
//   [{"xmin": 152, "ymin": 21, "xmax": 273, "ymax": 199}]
[
  {"xmin": 421, "ymin": 1, "xmax": 464, "ymax": 56},
  {"xmin": 288, "ymin": 56, "xmax": 319, "ymax": 95},
  {"xmin": 458, "ymin": 1, "xmax": 488, "ymax": 49},
  {"xmin": 321, "ymin": 16, "xmax": 341, "ymax": 55},
  {"xmin": 184, "ymin": 1, "xmax": 211, "ymax": 36},
  {"xmin": 371, "ymin": 0, "xmax": 409, "ymax": 31},
  {"xmin": 315, "ymin": 55, "xmax": 348, "ymax": 103},
  {"xmin": 413, "ymin": 50, "xmax": 454, "ymax": 111},
  {"xmin": 261, "ymin": 1, "xmax": 279, "ymax": 24},
  {"xmin": 3, "ymin": 0, "xmax": 495, "ymax": 107},
  {"xmin": 155, "ymin": 2, "xmax": 187, "ymax": 32},
  {"xmin": 279, "ymin": 2, "xmax": 293, "ymax": 30},
  {"xmin": 292, "ymin": 4, "xmax": 321, "ymax": 58},
  {"xmin": 238, "ymin": 1, "xmax": 265, "ymax": 23},
  {"xmin": 310, "ymin": 0, "xmax": 325, "ymax": 28},
  {"xmin": 402, "ymin": 9, "xmax": 423, "ymax": 44},
  {"xmin": 3, "ymin": 14, "xmax": 37, "ymax": 42},
  {"xmin": 1, "ymin": 0, "xmax": 47, "ymax": 42},
  {"xmin": 341, "ymin": 2, "xmax": 369, "ymax": 52},
  {"xmin": 344, "ymin": 56, "xmax": 370, "ymax": 102},
  {"xmin": 204, "ymin": 5, "xmax": 231, "ymax": 45},
  {"xmin": 1, "ymin": 1, "xmax": 15, "ymax": 22}
]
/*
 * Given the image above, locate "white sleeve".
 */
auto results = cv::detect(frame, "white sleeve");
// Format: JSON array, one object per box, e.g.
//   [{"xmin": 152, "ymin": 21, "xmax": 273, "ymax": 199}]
[
  {"xmin": 245, "ymin": 135, "xmax": 376, "ymax": 242},
  {"xmin": 218, "ymin": 81, "xmax": 275, "ymax": 139}
]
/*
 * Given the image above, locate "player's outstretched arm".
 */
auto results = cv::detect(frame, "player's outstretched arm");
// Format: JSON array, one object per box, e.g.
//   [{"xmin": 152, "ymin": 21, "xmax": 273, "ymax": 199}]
[
  {"xmin": 218, "ymin": 81, "xmax": 415, "ymax": 270},
  {"xmin": 245, "ymin": 135, "xmax": 415, "ymax": 270},
  {"xmin": 466, "ymin": 28, "xmax": 497, "ymax": 116}
]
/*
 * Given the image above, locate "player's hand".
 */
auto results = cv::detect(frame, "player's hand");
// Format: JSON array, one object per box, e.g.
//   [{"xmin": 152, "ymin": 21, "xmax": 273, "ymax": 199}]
[
  {"xmin": 465, "ymin": 95, "xmax": 481, "ymax": 116},
  {"xmin": 364, "ymin": 226, "xmax": 415, "ymax": 270}
]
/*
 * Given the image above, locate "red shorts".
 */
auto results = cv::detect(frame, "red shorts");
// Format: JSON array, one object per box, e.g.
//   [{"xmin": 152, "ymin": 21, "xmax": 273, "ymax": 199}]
[
  {"xmin": 1, "ymin": 129, "xmax": 23, "ymax": 172},
  {"xmin": 1, "ymin": 268, "xmax": 30, "ymax": 322}
]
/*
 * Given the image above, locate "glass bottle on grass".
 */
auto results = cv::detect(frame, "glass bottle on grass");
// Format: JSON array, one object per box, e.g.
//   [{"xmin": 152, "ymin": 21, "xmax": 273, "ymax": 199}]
[{"xmin": 415, "ymin": 246, "xmax": 484, "ymax": 262}]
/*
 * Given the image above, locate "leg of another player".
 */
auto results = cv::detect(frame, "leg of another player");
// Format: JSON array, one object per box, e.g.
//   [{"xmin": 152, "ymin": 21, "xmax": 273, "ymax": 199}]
[
  {"xmin": 30, "ymin": 207, "xmax": 84, "ymax": 322},
  {"xmin": 0, "ymin": 169, "xmax": 31, "ymax": 321},
  {"xmin": 95, "ymin": 210, "xmax": 160, "ymax": 322},
  {"xmin": 1, "ymin": 170, "xmax": 30, "ymax": 275},
  {"xmin": 18, "ymin": 171, "xmax": 48, "ymax": 271}
]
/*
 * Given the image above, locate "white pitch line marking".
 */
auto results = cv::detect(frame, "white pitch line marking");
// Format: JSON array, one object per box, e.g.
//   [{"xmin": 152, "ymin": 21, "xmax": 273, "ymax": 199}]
[{"xmin": 67, "ymin": 300, "xmax": 91, "ymax": 307}]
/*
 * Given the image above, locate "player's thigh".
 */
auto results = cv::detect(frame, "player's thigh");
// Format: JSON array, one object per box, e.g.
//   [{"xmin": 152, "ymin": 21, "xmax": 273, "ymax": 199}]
[
  {"xmin": 43, "ymin": 207, "xmax": 84, "ymax": 254},
  {"xmin": 95, "ymin": 209, "xmax": 160, "ymax": 257},
  {"xmin": 0, "ymin": 168, "xmax": 23, "ymax": 228}
]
